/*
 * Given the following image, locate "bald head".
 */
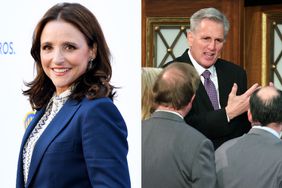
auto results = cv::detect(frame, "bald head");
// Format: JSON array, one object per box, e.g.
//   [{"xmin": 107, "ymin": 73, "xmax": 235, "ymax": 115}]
[
  {"xmin": 161, "ymin": 67, "xmax": 186, "ymax": 88},
  {"xmin": 153, "ymin": 62, "xmax": 200, "ymax": 110},
  {"xmin": 256, "ymin": 86, "xmax": 279, "ymax": 102},
  {"xmin": 250, "ymin": 86, "xmax": 282, "ymax": 126}
]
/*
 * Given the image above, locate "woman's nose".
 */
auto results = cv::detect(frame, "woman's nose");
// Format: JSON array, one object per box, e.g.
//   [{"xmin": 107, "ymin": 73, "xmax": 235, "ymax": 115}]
[{"xmin": 52, "ymin": 48, "xmax": 64, "ymax": 64}]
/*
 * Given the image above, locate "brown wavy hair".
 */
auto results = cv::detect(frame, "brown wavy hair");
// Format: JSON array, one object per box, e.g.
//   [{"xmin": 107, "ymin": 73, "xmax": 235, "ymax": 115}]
[{"xmin": 23, "ymin": 3, "xmax": 114, "ymax": 110}]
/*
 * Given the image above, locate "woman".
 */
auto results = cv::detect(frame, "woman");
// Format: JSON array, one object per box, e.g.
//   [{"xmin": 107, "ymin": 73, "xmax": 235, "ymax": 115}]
[
  {"xmin": 141, "ymin": 67, "xmax": 162, "ymax": 120},
  {"xmin": 16, "ymin": 3, "xmax": 130, "ymax": 188}
]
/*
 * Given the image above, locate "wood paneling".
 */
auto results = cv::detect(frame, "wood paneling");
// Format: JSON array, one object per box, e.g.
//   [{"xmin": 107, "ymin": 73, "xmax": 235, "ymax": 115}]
[
  {"xmin": 142, "ymin": 0, "xmax": 243, "ymax": 67},
  {"xmin": 244, "ymin": 4, "xmax": 282, "ymax": 86},
  {"xmin": 221, "ymin": 0, "xmax": 244, "ymax": 67},
  {"xmin": 142, "ymin": 0, "xmax": 282, "ymax": 87}
]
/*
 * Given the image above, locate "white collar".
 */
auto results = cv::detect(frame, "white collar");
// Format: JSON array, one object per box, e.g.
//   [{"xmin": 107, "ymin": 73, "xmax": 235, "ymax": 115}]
[
  {"xmin": 155, "ymin": 109, "xmax": 184, "ymax": 119},
  {"xmin": 252, "ymin": 125, "xmax": 280, "ymax": 139},
  {"xmin": 188, "ymin": 50, "xmax": 216, "ymax": 77}
]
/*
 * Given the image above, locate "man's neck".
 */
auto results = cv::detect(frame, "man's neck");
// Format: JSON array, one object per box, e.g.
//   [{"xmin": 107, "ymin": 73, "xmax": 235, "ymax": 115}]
[
  {"xmin": 266, "ymin": 122, "xmax": 282, "ymax": 134},
  {"xmin": 157, "ymin": 106, "xmax": 185, "ymax": 117}
]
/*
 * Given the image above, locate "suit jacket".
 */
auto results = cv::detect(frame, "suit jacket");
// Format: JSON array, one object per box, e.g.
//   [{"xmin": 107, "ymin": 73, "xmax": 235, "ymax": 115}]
[
  {"xmin": 142, "ymin": 111, "xmax": 216, "ymax": 188},
  {"xmin": 16, "ymin": 97, "xmax": 130, "ymax": 188},
  {"xmin": 215, "ymin": 128, "xmax": 282, "ymax": 188},
  {"xmin": 165, "ymin": 49, "xmax": 251, "ymax": 149}
]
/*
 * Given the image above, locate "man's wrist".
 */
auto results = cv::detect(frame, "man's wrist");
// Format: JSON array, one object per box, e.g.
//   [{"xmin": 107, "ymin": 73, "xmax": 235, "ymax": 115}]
[{"xmin": 225, "ymin": 107, "xmax": 233, "ymax": 122}]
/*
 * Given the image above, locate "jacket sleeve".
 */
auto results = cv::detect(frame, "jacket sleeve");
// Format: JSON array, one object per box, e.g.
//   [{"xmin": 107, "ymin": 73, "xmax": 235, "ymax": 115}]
[
  {"xmin": 81, "ymin": 99, "xmax": 131, "ymax": 188},
  {"xmin": 191, "ymin": 139, "xmax": 217, "ymax": 188}
]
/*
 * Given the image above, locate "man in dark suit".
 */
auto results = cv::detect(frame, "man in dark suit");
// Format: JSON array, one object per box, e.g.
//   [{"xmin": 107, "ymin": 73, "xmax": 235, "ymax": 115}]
[
  {"xmin": 165, "ymin": 7, "xmax": 258, "ymax": 149},
  {"xmin": 215, "ymin": 86, "xmax": 282, "ymax": 188},
  {"xmin": 142, "ymin": 63, "xmax": 216, "ymax": 188}
]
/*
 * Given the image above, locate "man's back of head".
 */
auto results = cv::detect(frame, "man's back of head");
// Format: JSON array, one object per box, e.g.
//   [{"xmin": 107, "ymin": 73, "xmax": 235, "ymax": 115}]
[
  {"xmin": 153, "ymin": 62, "xmax": 200, "ymax": 115},
  {"xmin": 142, "ymin": 62, "xmax": 217, "ymax": 188},
  {"xmin": 250, "ymin": 86, "xmax": 282, "ymax": 126},
  {"xmin": 215, "ymin": 86, "xmax": 282, "ymax": 188}
]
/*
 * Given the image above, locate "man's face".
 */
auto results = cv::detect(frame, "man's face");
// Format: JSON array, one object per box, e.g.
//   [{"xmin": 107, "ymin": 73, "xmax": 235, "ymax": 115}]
[{"xmin": 187, "ymin": 19, "xmax": 225, "ymax": 68}]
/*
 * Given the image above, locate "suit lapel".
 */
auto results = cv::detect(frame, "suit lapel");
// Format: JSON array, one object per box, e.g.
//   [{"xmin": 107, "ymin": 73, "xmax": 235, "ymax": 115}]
[
  {"xmin": 22, "ymin": 109, "xmax": 45, "ymax": 145},
  {"xmin": 17, "ymin": 109, "xmax": 45, "ymax": 188},
  {"xmin": 215, "ymin": 61, "xmax": 230, "ymax": 107},
  {"xmin": 178, "ymin": 51, "xmax": 214, "ymax": 110},
  {"xmin": 196, "ymin": 83, "xmax": 214, "ymax": 109},
  {"xmin": 25, "ymin": 99, "xmax": 81, "ymax": 187}
]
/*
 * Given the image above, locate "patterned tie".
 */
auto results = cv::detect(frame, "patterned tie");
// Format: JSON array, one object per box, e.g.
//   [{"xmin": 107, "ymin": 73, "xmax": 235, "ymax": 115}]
[{"xmin": 202, "ymin": 70, "xmax": 219, "ymax": 110}]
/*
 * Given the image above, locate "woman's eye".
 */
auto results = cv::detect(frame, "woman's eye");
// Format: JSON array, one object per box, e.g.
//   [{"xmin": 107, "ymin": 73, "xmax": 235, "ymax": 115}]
[
  {"xmin": 41, "ymin": 45, "xmax": 52, "ymax": 51},
  {"xmin": 64, "ymin": 44, "xmax": 76, "ymax": 51}
]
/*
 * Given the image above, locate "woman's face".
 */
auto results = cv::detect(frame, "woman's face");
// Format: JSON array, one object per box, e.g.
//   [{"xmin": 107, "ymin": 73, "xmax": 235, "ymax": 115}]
[{"xmin": 40, "ymin": 20, "xmax": 95, "ymax": 95}]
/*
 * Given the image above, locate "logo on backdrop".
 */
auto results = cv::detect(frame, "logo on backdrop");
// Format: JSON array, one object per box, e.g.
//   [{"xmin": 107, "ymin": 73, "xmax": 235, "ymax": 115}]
[
  {"xmin": 24, "ymin": 111, "xmax": 35, "ymax": 129},
  {"xmin": 0, "ymin": 41, "xmax": 15, "ymax": 55}
]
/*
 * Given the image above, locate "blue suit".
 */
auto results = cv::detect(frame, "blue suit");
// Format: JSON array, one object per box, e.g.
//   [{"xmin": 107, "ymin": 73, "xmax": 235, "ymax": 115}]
[{"xmin": 16, "ymin": 97, "xmax": 130, "ymax": 188}]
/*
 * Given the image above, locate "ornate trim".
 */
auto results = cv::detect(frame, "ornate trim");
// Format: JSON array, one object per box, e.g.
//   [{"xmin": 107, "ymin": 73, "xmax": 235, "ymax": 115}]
[{"xmin": 145, "ymin": 17, "xmax": 189, "ymax": 67}]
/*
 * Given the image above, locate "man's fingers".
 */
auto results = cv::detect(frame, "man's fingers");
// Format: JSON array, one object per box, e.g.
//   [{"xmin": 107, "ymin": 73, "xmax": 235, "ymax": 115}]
[
  {"xmin": 244, "ymin": 83, "xmax": 259, "ymax": 97},
  {"xmin": 269, "ymin": 82, "xmax": 274, "ymax": 87},
  {"xmin": 229, "ymin": 83, "xmax": 238, "ymax": 97}
]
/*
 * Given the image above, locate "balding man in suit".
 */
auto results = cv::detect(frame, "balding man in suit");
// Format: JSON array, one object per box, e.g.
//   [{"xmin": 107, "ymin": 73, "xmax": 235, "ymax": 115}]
[
  {"xmin": 215, "ymin": 86, "xmax": 282, "ymax": 188},
  {"xmin": 142, "ymin": 62, "xmax": 216, "ymax": 188}
]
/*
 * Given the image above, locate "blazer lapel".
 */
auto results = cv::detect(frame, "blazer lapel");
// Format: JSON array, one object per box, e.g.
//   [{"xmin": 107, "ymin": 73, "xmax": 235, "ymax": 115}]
[
  {"xmin": 17, "ymin": 109, "xmax": 45, "ymax": 188},
  {"xmin": 196, "ymin": 83, "xmax": 215, "ymax": 110},
  {"xmin": 182, "ymin": 52, "xmax": 214, "ymax": 110},
  {"xmin": 174, "ymin": 49, "xmax": 216, "ymax": 110},
  {"xmin": 215, "ymin": 62, "xmax": 230, "ymax": 107},
  {"xmin": 25, "ymin": 99, "xmax": 81, "ymax": 187}
]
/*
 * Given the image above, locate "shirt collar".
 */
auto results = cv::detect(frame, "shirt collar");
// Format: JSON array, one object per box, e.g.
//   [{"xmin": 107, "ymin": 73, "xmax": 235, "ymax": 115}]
[
  {"xmin": 155, "ymin": 109, "xmax": 184, "ymax": 119},
  {"xmin": 54, "ymin": 88, "xmax": 72, "ymax": 99},
  {"xmin": 252, "ymin": 125, "xmax": 280, "ymax": 139},
  {"xmin": 188, "ymin": 50, "xmax": 216, "ymax": 77}
]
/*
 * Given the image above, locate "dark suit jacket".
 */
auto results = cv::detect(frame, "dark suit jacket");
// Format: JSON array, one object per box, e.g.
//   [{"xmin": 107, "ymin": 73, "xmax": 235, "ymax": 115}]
[
  {"xmin": 142, "ymin": 111, "xmax": 216, "ymax": 188},
  {"xmin": 16, "ymin": 97, "xmax": 130, "ymax": 188},
  {"xmin": 215, "ymin": 128, "xmax": 282, "ymax": 188},
  {"xmin": 165, "ymin": 49, "xmax": 251, "ymax": 149}
]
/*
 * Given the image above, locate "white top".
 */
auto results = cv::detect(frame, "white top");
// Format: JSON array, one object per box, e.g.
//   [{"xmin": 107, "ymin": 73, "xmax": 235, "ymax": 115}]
[{"xmin": 22, "ymin": 89, "xmax": 71, "ymax": 184}]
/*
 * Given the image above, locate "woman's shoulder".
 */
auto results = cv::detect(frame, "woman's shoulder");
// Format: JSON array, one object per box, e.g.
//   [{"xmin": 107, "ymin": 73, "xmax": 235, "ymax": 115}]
[
  {"xmin": 79, "ymin": 97, "xmax": 125, "ymax": 123},
  {"xmin": 82, "ymin": 97, "xmax": 113, "ymax": 104}
]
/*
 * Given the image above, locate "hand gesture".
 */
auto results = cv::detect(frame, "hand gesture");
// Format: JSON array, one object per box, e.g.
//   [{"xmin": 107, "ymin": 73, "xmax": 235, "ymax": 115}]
[{"xmin": 225, "ymin": 83, "xmax": 259, "ymax": 120}]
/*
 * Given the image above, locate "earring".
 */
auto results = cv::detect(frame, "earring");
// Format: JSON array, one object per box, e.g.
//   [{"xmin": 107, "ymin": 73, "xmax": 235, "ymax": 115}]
[{"xmin": 88, "ymin": 58, "xmax": 95, "ymax": 70}]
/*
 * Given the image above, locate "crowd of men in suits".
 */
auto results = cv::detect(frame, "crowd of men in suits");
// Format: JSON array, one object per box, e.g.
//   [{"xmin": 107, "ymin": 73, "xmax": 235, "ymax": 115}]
[{"xmin": 142, "ymin": 7, "xmax": 282, "ymax": 188}]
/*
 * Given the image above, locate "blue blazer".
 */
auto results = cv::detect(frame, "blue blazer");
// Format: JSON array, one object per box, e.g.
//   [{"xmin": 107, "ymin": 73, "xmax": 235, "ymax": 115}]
[{"xmin": 16, "ymin": 97, "xmax": 130, "ymax": 188}]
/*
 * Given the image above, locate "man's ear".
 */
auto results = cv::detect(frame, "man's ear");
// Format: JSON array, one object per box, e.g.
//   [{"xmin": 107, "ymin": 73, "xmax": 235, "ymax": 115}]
[
  {"xmin": 187, "ymin": 31, "xmax": 194, "ymax": 47},
  {"xmin": 247, "ymin": 109, "xmax": 253, "ymax": 124},
  {"xmin": 190, "ymin": 94, "xmax": 195, "ymax": 104},
  {"xmin": 187, "ymin": 94, "xmax": 195, "ymax": 110},
  {"xmin": 183, "ymin": 95, "xmax": 196, "ymax": 116}
]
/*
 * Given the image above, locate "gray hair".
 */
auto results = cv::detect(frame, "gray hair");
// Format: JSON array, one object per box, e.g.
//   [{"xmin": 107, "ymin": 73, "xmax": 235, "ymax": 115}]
[{"xmin": 190, "ymin": 7, "xmax": 230, "ymax": 39}]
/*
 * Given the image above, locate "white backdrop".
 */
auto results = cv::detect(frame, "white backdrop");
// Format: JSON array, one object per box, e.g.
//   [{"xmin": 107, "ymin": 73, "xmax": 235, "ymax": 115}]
[{"xmin": 0, "ymin": 0, "xmax": 141, "ymax": 187}]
